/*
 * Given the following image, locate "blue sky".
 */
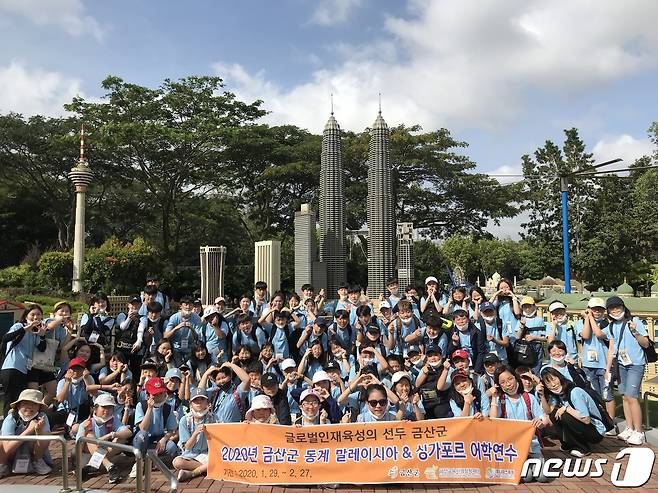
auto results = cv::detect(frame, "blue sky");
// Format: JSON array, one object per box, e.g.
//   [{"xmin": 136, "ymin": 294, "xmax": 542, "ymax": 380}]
[{"xmin": 1, "ymin": 0, "xmax": 657, "ymax": 237}]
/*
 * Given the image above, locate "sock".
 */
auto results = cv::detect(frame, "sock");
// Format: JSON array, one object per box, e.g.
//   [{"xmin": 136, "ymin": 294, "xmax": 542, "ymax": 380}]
[{"xmin": 191, "ymin": 467, "xmax": 204, "ymax": 477}]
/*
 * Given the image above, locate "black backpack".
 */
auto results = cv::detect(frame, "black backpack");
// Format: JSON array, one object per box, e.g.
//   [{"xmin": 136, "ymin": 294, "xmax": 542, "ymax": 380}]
[
  {"xmin": 480, "ymin": 318, "xmax": 516, "ymax": 365},
  {"xmin": 564, "ymin": 385, "xmax": 615, "ymax": 432}
]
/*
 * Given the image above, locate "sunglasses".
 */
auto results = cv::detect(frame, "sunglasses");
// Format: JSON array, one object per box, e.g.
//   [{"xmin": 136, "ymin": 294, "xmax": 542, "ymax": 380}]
[{"xmin": 368, "ymin": 399, "xmax": 388, "ymax": 408}]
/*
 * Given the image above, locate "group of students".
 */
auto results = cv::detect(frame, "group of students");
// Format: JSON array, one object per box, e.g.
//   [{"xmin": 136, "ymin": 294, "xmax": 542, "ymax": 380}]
[{"xmin": 0, "ymin": 274, "xmax": 653, "ymax": 484}]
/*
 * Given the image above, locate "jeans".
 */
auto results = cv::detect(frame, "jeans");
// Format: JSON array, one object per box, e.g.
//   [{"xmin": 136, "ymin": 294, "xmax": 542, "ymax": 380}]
[
  {"xmin": 582, "ymin": 367, "xmax": 613, "ymax": 401},
  {"xmin": 132, "ymin": 431, "xmax": 178, "ymax": 456},
  {"xmin": 618, "ymin": 364, "xmax": 644, "ymax": 399}
]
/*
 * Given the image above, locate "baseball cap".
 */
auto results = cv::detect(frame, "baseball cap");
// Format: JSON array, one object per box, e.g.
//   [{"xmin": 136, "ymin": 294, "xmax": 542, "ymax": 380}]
[
  {"xmin": 605, "ymin": 296, "xmax": 624, "ymax": 309},
  {"xmin": 366, "ymin": 324, "xmax": 381, "ymax": 334},
  {"xmin": 548, "ymin": 301, "xmax": 567, "ymax": 312},
  {"xmin": 140, "ymin": 358, "xmax": 159, "ymax": 370},
  {"xmin": 451, "ymin": 369, "xmax": 470, "ymax": 382},
  {"xmin": 407, "ymin": 345, "xmax": 421, "ymax": 356},
  {"xmin": 423, "ymin": 311, "xmax": 443, "ymax": 327},
  {"xmin": 425, "ymin": 344, "xmax": 441, "ymax": 355},
  {"xmin": 260, "ymin": 373, "xmax": 278, "ymax": 388},
  {"xmin": 214, "ymin": 296, "xmax": 226, "ymax": 304},
  {"xmin": 203, "ymin": 306, "xmax": 219, "ymax": 319},
  {"xmin": 128, "ymin": 295, "xmax": 142, "ymax": 304},
  {"xmin": 452, "ymin": 305, "xmax": 468, "ymax": 315},
  {"xmin": 391, "ymin": 371, "xmax": 411, "ymax": 386},
  {"xmin": 587, "ymin": 297, "xmax": 606, "ymax": 309},
  {"xmin": 520, "ymin": 296, "xmax": 536, "ymax": 306},
  {"xmin": 67, "ymin": 357, "xmax": 87, "ymax": 369},
  {"xmin": 300, "ymin": 389, "xmax": 320, "ymax": 403},
  {"xmin": 451, "ymin": 349, "xmax": 469, "ymax": 360},
  {"xmin": 193, "ymin": 298, "xmax": 203, "ymax": 306},
  {"xmin": 144, "ymin": 377, "xmax": 167, "ymax": 395},
  {"xmin": 280, "ymin": 358, "xmax": 297, "ymax": 371},
  {"xmin": 424, "ymin": 276, "xmax": 438, "ymax": 285},
  {"xmin": 379, "ymin": 300, "xmax": 391, "ymax": 310},
  {"xmin": 165, "ymin": 368, "xmax": 182, "ymax": 381},
  {"xmin": 480, "ymin": 301, "xmax": 496, "ymax": 313},
  {"xmin": 484, "ymin": 353, "xmax": 501, "ymax": 364},
  {"xmin": 312, "ymin": 370, "xmax": 331, "ymax": 384},
  {"xmin": 190, "ymin": 388, "xmax": 209, "ymax": 402},
  {"xmin": 94, "ymin": 393, "xmax": 117, "ymax": 407},
  {"xmin": 324, "ymin": 360, "xmax": 341, "ymax": 372}
]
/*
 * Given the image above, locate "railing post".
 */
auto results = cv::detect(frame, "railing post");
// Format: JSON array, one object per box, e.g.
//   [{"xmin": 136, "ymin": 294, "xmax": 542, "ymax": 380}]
[
  {"xmin": 57, "ymin": 435, "xmax": 71, "ymax": 493},
  {"xmin": 144, "ymin": 453, "xmax": 151, "ymax": 493}
]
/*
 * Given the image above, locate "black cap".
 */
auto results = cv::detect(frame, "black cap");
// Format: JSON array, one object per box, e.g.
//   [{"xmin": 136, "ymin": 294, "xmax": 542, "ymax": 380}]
[
  {"xmin": 260, "ymin": 373, "xmax": 278, "ymax": 388},
  {"xmin": 366, "ymin": 324, "xmax": 381, "ymax": 334},
  {"xmin": 425, "ymin": 344, "xmax": 441, "ymax": 355},
  {"xmin": 407, "ymin": 345, "xmax": 420, "ymax": 355},
  {"xmin": 324, "ymin": 360, "xmax": 341, "ymax": 372},
  {"xmin": 140, "ymin": 358, "xmax": 158, "ymax": 370},
  {"xmin": 334, "ymin": 309, "xmax": 349, "ymax": 319},
  {"xmin": 606, "ymin": 296, "xmax": 624, "ymax": 309},
  {"xmin": 314, "ymin": 319, "xmax": 328, "ymax": 330},
  {"xmin": 180, "ymin": 295, "xmax": 194, "ymax": 304},
  {"xmin": 193, "ymin": 298, "xmax": 203, "ymax": 306},
  {"xmin": 423, "ymin": 311, "xmax": 443, "ymax": 327},
  {"xmin": 129, "ymin": 295, "xmax": 142, "ymax": 304},
  {"xmin": 484, "ymin": 353, "xmax": 501, "ymax": 364}
]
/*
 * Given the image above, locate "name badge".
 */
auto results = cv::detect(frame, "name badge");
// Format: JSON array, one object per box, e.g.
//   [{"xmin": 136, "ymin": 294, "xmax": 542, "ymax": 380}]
[
  {"xmin": 619, "ymin": 349, "xmax": 632, "ymax": 366},
  {"xmin": 13, "ymin": 456, "xmax": 30, "ymax": 474},
  {"xmin": 587, "ymin": 349, "xmax": 598, "ymax": 362},
  {"xmin": 88, "ymin": 332, "xmax": 100, "ymax": 343},
  {"xmin": 66, "ymin": 411, "xmax": 77, "ymax": 427},
  {"xmin": 180, "ymin": 338, "xmax": 189, "ymax": 350},
  {"xmin": 88, "ymin": 448, "xmax": 107, "ymax": 469}
]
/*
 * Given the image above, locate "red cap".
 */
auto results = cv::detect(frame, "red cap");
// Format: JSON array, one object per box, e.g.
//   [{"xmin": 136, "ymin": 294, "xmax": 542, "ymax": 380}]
[
  {"xmin": 68, "ymin": 357, "xmax": 87, "ymax": 369},
  {"xmin": 451, "ymin": 369, "xmax": 471, "ymax": 382},
  {"xmin": 451, "ymin": 349, "xmax": 469, "ymax": 361},
  {"xmin": 144, "ymin": 377, "xmax": 167, "ymax": 395}
]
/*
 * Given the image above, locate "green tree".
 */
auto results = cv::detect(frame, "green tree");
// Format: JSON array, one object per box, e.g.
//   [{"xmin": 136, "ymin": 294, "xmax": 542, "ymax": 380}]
[{"xmin": 413, "ymin": 240, "xmax": 444, "ymax": 287}]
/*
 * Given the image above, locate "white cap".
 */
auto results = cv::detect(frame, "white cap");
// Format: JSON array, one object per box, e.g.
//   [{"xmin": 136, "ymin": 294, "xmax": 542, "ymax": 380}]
[
  {"xmin": 280, "ymin": 358, "xmax": 297, "ymax": 371},
  {"xmin": 424, "ymin": 276, "xmax": 438, "ymax": 285},
  {"xmin": 391, "ymin": 371, "xmax": 411, "ymax": 386},
  {"xmin": 203, "ymin": 306, "xmax": 219, "ymax": 319},
  {"xmin": 245, "ymin": 394, "xmax": 274, "ymax": 421},
  {"xmin": 379, "ymin": 300, "xmax": 391, "ymax": 310},
  {"xmin": 548, "ymin": 301, "xmax": 567, "ymax": 312},
  {"xmin": 587, "ymin": 297, "xmax": 606, "ymax": 309},
  {"xmin": 300, "ymin": 388, "xmax": 320, "ymax": 403},
  {"xmin": 214, "ymin": 296, "xmax": 226, "ymax": 304},
  {"xmin": 94, "ymin": 393, "xmax": 116, "ymax": 407},
  {"xmin": 312, "ymin": 370, "xmax": 331, "ymax": 384}
]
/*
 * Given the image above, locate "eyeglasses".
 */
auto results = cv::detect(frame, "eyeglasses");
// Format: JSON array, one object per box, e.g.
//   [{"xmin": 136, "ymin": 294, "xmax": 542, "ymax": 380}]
[{"xmin": 368, "ymin": 399, "xmax": 388, "ymax": 408}]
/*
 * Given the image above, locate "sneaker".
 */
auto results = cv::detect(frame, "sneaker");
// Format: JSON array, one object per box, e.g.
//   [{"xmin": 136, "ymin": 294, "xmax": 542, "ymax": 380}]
[
  {"xmin": 626, "ymin": 430, "xmax": 646, "ymax": 446},
  {"xmin": 618, "ymin": 426, "xmax": 634, "ymax": 441},
  {"xmin": 570, "ymin": 449, "xmax": 590, "ymax": 458},
  {"xmin": 0, "ymin": 463, "xmax": 9, "ymax": 479},
  {"xmin": 81, "ymin": 465, "xmax": 94, "ymax": 481},
  {"xmin": 129, "ymin": 463, "xmax": 138, "ymax": 478},
  {"xmin": 560, "ymin": 445, "xmax": 570, "ymax": 453},
  {"xmin": 177, "ymin": 469, "xmax": 193, "ymax": 482},
  {"xmin": 108, "ymin": 465, "xmax": 122, "ymax": 484},
  {"xmin": 33, "ymin": 458, "xmax": 52, "ymax": 475},
  {"xmin": 605, "ymin": 425, "xmax": 619, "ymax": 437}
]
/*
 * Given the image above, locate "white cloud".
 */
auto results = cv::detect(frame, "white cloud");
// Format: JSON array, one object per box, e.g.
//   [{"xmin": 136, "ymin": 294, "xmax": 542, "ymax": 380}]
[
  {"xmin": 0, "ymin": 0, "xmax": 103, "ymax": 40},
  {"xmin": 214, "ymin": 0, "xmax": 658, "ymax": 134},
  {"xmin": 592, "ymin": 134, "xmax": 654, "ymax": 168},
  {"xmin": 0, "ymin": 61, "xmax": 83, "ymax": 116},
  {"xmin": 485, "ymin": 163, "xmax": 525, "ymax": 185},
  {"xmin": 310, "ymin": 0, "xmax": 364, "ymax": 26},
  {"xmin": 487, "ymin": 211, "xmax": 530, "ymax": 240}
]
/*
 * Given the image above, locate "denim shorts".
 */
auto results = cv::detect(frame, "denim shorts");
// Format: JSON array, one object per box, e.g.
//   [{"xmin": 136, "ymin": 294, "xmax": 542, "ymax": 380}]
[
  {"xmin": 618, "ymin": 364, "xmax": 645, "ymax": 399},
  {"xmin": 582, "ymin": 367, "xmax": 613, "ymax": 401}
]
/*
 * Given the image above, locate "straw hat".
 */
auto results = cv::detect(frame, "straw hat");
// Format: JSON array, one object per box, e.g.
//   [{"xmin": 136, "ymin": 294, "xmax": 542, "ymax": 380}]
[{"xmin": 10, "ymin": 389, "xmax": 47, "ymax": 411}]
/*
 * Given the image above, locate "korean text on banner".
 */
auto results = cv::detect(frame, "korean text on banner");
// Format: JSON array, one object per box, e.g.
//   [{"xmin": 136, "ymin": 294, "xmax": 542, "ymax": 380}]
[{"xmin": 206, "ymin": 417, "xmax": 534, "ymax": 485}]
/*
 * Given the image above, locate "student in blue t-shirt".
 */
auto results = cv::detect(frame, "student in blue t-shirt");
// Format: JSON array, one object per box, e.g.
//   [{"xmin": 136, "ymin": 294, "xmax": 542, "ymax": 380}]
[
  {"xmin": 356, "ymin": 384, "xmax": 398, "ymax": 422},
  {"xmin": 547, "ymin": 301, "xmax": 579, "ymax": 363},
  {"xmin": 449, "ymin": 370, "xmax": 491, "ymax": 418},
  {"xmin": 603, "ymin": 296, "xmax": 651, "ymax": 446},
  {"xmin": 538, "ymin": 367, "xmax": 605, "ymax": 457}
]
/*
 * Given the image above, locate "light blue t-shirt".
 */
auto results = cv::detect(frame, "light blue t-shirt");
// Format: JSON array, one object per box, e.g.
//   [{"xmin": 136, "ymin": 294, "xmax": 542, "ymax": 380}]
[
  {"xmin": 134, "ymin": 401, "xmax": 178, "ymax": 435},
  {"xmin": 206, "ymin": 385, "xmax": 249, "ymax": 423},
  {"xmin": 165, "ymin": 312, "xmax": 204, "ymax": 355},
  {"xmin": 263, "ymin": 322, "xmax": 291, "ymax": 360},
  {"xmin": 231, "ymin": 327, "xmax": 267, "ymax": 355},
  {"xmin": 449, "ymin": 391, "xmax": 490, "ymax": 417},
  {"xmin": 550, "ymin": 387, "xmax": 606, "ymax": 435},
  {"xmin": 56, "ymin": 377, "xmax": 92, "ymax": 414},
  {"xmin": 495, "ymin": 392, "xmax": 544, "ymax": 454},
  {"xmin": 178, "ymin": 413, "xmax": 215, "ymax": 457},
  {"xmin": 604, "ymin": 317, "xmax": 648, "ymax": 366},
  {"xmin": 548, "ymin": 323, "xmax": 579, "ymax": 362},
  {"xmin": 1, "ymin": 323, "xmax": 36, "ymax": 373},
  {"xmin": 482, "ymin": 319, "xmax": 512, "ymax": 361},
  {"xmin": 577, "ymin": 319, "xmax": 609, "ymax": 370}
]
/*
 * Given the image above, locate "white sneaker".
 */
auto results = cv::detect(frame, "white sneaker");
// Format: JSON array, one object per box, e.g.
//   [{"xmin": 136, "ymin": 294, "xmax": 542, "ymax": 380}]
[
  {"xmin": 626, "ymin": 430, "xmax": 646, "ymax": 446},
  {"xmin": 618, "ymin": 426, "xmax": 634, "ymax": 441},
  {"xmin": 0, "ymin": 463, "xmax": 9, "ymax": 478},
  {"xmin": 604, "ymin": 425, "xmax": 619, "ymax": 437},
  {"xmin": 33, "ymin": 458, "xmax": 52, "ymax": 475},
  {"xmin": 570, "ymin": 450, "xmax": 589, "ymax": 458},
  {"xmin": 177, "ymin": 469, "xmax": 193, "ymax": 482},
  {"xmin": 129, "ymin": 463, "xmax": 138, "ymax": 478}
]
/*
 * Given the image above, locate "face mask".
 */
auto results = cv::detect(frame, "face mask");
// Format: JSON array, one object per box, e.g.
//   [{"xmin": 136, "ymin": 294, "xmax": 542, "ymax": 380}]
[
  {"xmin": 523, "ymin": 309, "xmax": 537, "ymax": 318},
  {"xmin": 192, "ymin": 408, "xmax": 209, "ymax": 418},
  {"xmin": 428, "ymin": 360, "xmax": 442, "ymax": 368},
  {"xmin": 610, "ymin": 312, "xmax": 625, "ymax": 321},
  {"xmin": 275, "ymin": 323, "xmax": 286, "ymax": 329},
  {"xmin": 551, "ymin": 355, "xmax": 566, "ymax": 365},
  {"xmin": 71, "ymin": 377, "xmax": 82, "ymax": 385},
  {"xmin": 555, "ymin": 315, "xmax": 567, "ymax": 324},
  {"xmin": 302, "ymin": 410, "xmax": 319, "ymax": 421},
  {"xmin": 456, "ymin": 323, "xmax": 468, "ymax": 332},
  {"xmin": 458, "ymin": 385, "xmax": 473, "ymax": 396},
  {"xmin": 362, "ymin": 357, "xmax": 374, "ymax": 366},
  {"xmin": 400, "ymin": 317, "xmax": 412, "ymax": 326},
  {"xmin": 483, "ymin": 316, "xmax": 495, "ymax": 324},
  {"xmin": 94, "ymin": 414, "xmax": 113, "ymax": 425},
  {"xmin": 149, "ymin": 316, "xmax": 161, "ymax": 323},
  {"xmin": 413, "ymin": 358, "xmax": 423, "ymax": 368},
  {"xmin": 18, "ymin": 410, "xmax": 37, "ymax": 422}
]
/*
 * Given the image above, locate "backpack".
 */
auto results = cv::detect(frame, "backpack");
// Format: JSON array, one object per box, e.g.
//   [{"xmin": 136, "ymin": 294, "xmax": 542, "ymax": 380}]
[
  {"xmin": 480, "ymin": 317, "xmax": 516, "ymax": 364},
  {"xmin": 513, "ymin": 338, "xmax": 538, "ymax": 367},
  {"xmin": 564, "ymin": 387, "xmax": 615, "ymax": 432}
]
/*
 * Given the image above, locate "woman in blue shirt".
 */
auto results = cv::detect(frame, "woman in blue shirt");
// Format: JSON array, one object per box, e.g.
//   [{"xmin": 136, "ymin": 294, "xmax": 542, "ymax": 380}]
[
  {"xmin": 1, "ymin": 305, "xmax": 43, "ymax": 414},
  {"xmin": 390, "ymin": 371, "xmax": 424, "ymax": 421},
  {"xmin": 538, "ymin": 367, "xmax": 604, "ymax": 457},
  {"xmin": 356, "ymin": 384, "xmax": 399, "ymax": 422},
  {"xmin": 449, "ymin": 370, "xmax": 490, "ymax": 418},
  {"xmin": 603, "ymin": 296, "xmax": 651, "ymax": 446}
]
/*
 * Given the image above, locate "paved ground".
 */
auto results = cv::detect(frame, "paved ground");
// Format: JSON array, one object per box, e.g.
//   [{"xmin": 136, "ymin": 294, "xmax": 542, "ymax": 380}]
[{"xmin": 0, "ymin": 436, "xmax": 656, "ymax": 492}]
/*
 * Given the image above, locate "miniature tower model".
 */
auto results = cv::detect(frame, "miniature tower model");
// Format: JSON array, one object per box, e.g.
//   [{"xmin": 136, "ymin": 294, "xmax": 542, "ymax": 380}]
[
  {"xmin": 68, "ymin": 124, "xmax": 93, "ymax": 293},
  {"xmin": 254, "ymin": 240, "xmax": 281, "ymax": 292},
  {"xmin": 319, "ymin": 96, "xmax": 346, "ymax": 296},
  {"xmin": 295, "ymin": 204, "xmax": 316, "ymax": 293},
  {"xmin": 396, "ymin": 222, "xmax": 414, "ymax": 292},
  {"xmin": 367, "ymin": 98, "xmax": 396, "ymax": 297},
  {"xmin": 200, "ymin": 246, "xmax": 227, "ymax": 305}
]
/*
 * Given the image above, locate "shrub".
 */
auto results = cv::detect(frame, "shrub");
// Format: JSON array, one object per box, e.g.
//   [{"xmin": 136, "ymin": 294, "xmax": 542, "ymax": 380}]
[
  {"xmin": 0, "ymin": 264, "xmax": 31, "ymax": 287},
  {"xmin": 38, "ymin": 251, "xmax": 73, "ymax": 291}
]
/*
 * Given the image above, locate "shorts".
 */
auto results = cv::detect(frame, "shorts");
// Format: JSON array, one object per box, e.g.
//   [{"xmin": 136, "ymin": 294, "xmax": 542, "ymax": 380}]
[
  {"xmin": 618, "ymin": 364, "xmax": 644, "ymax": 399},
  {"xmin": 193, "ymin": 454, "xmax": 208, "ymax": 465},
  {"xmin": 582, "ymin": 367, "xmax": 613, "ymax": 402},
  {"xmin": 27, "ymin": 368, "xmax": 57, "ymax": 385}
]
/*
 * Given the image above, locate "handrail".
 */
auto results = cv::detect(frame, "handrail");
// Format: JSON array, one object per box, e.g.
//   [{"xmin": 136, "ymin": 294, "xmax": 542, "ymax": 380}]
[
  {"xmin": 0, "ymin": 434, "xmax": 70, "ymax": 493},
  {"xmin": 75, "ymin": 436, "xmax": 143, "ymax": 493},
  {"xmin": 643, "ymin": 390, "xmax": 658, "ymax": 430},
  {"xmin": 145, "ymin": 449, "xmax": 178, "ymax": 493}
]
